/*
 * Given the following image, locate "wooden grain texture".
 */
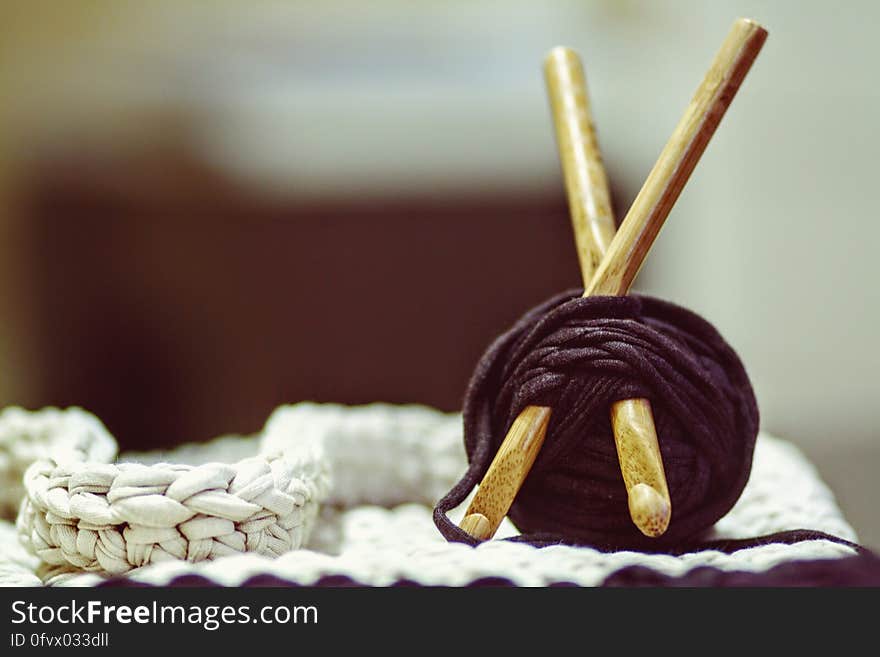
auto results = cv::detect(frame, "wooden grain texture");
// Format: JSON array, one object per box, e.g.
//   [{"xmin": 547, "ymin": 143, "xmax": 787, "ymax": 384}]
[
  {"xmin": 586, "ymin": 18, "xmax": 768, "ymax": 297},
  {"xmin": 460, "ymin": 406, "xmax": 552, "ymax": 540},
  {"xmin": 543, "ymin": 47, "xmax": 616, "ymax": 287},
  {"xmin": 611, "ymin": 398, "xmax": 670, "ymax": 536}
]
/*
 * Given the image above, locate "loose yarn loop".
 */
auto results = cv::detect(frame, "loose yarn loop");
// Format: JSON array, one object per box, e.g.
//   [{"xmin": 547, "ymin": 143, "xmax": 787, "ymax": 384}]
[
  {"xmin": 14, "ymin": 408, "xmax": 329, "ymax": 575},
  {"xmin": 434, "ymin": 291, "xmax": 760, "ymax": 550}
]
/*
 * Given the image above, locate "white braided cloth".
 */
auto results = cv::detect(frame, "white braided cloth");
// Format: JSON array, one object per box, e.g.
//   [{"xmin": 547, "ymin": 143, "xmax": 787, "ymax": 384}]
[
  {"xmin": 0, "ymin": 402, "xmax": 861, "ymax": 586},
  {"xmin": 13, "ymin": 407, "xmax": 329, "ymax": 577}
]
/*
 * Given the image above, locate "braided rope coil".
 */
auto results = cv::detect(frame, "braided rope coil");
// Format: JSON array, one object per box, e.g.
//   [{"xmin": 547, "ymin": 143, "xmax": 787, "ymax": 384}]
[{"xmin": 13, "ymin": 407, "xmax": 329, "ymax": 575}]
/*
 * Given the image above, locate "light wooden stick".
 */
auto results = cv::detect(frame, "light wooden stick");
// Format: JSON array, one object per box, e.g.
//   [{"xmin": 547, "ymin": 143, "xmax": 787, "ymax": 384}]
[
  {"xmin": 459, "ymin": 405, "xmax": 551, "ymax": 539},
  {"xmin": 585, "ymin": 18, "xmax": 768, "ymax": 296},
  {"xmin": 545, "ymin": 46, "xmax": 671, "ymax": 537},
  {"xmin": 544, "ymin": 47, "xmax": 616, "ymax": 285},
  {"xmin": 459, "ymin": 18, "xmax": 767, "ymax": 541},
  {"xmin": 610, "ymin": 398, "xmax": 669, "ymax": 535}
]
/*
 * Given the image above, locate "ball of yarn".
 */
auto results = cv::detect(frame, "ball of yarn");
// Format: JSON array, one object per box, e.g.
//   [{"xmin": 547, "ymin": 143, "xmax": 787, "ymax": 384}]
[{"xmin": 435, "ymin": 291, "xmax": 759, "ymax": 550}]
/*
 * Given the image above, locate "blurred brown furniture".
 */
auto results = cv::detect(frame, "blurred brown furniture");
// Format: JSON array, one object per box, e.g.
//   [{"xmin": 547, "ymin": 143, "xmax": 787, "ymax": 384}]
[{"xmin": 11, "ymin": 146, "xmax": 608, "ymax": 451}]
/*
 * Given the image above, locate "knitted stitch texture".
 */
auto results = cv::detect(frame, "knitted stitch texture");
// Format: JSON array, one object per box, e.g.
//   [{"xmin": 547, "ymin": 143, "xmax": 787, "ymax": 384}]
[{"xmin": 0, "ymin": 403, "xmax": 860, "ymax": 587}]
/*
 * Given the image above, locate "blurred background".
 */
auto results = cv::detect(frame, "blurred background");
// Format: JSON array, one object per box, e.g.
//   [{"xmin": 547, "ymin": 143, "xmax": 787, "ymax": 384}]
[{"xmin": 1, "ymin": 0, "xmax": 877, "ymax": 547}]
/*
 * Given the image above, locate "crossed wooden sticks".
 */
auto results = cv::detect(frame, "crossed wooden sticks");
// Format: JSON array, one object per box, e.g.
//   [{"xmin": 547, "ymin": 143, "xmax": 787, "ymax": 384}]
[{"xmin": 459, "ymin": 18, "xmax": 767, "ymax": 541}]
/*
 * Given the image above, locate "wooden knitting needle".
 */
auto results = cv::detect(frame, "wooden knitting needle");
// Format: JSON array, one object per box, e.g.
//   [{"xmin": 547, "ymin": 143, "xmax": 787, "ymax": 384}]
[
  {"xmin": 459, "ymin": 18, "xmax": 767, "ymax": 541},
  {"xmin": 547, "ymin": 46, "xmax": 671, "ymax": 538}
]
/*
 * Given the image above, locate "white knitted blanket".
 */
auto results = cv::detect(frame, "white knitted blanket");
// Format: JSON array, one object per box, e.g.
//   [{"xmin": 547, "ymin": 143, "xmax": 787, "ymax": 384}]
[{"xmin": 0, "ymin": 403, "xmax": 860, "ymax": 587}]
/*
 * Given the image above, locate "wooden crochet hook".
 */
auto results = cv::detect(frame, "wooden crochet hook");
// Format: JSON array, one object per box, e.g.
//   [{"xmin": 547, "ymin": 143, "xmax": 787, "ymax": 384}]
[
  {"xmin": 459, "ymin": 18, "xmax": 767, "ymax": 541},
  {"xmin": 547, "ymin": 46, "xmax": 671, "ymax": 537}
]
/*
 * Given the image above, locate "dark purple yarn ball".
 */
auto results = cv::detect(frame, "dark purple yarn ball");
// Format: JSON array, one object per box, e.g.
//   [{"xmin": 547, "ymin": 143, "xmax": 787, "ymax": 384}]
[{"xmin": 434, "ymin": 291, "xmax": 759, "ymax": 551}]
